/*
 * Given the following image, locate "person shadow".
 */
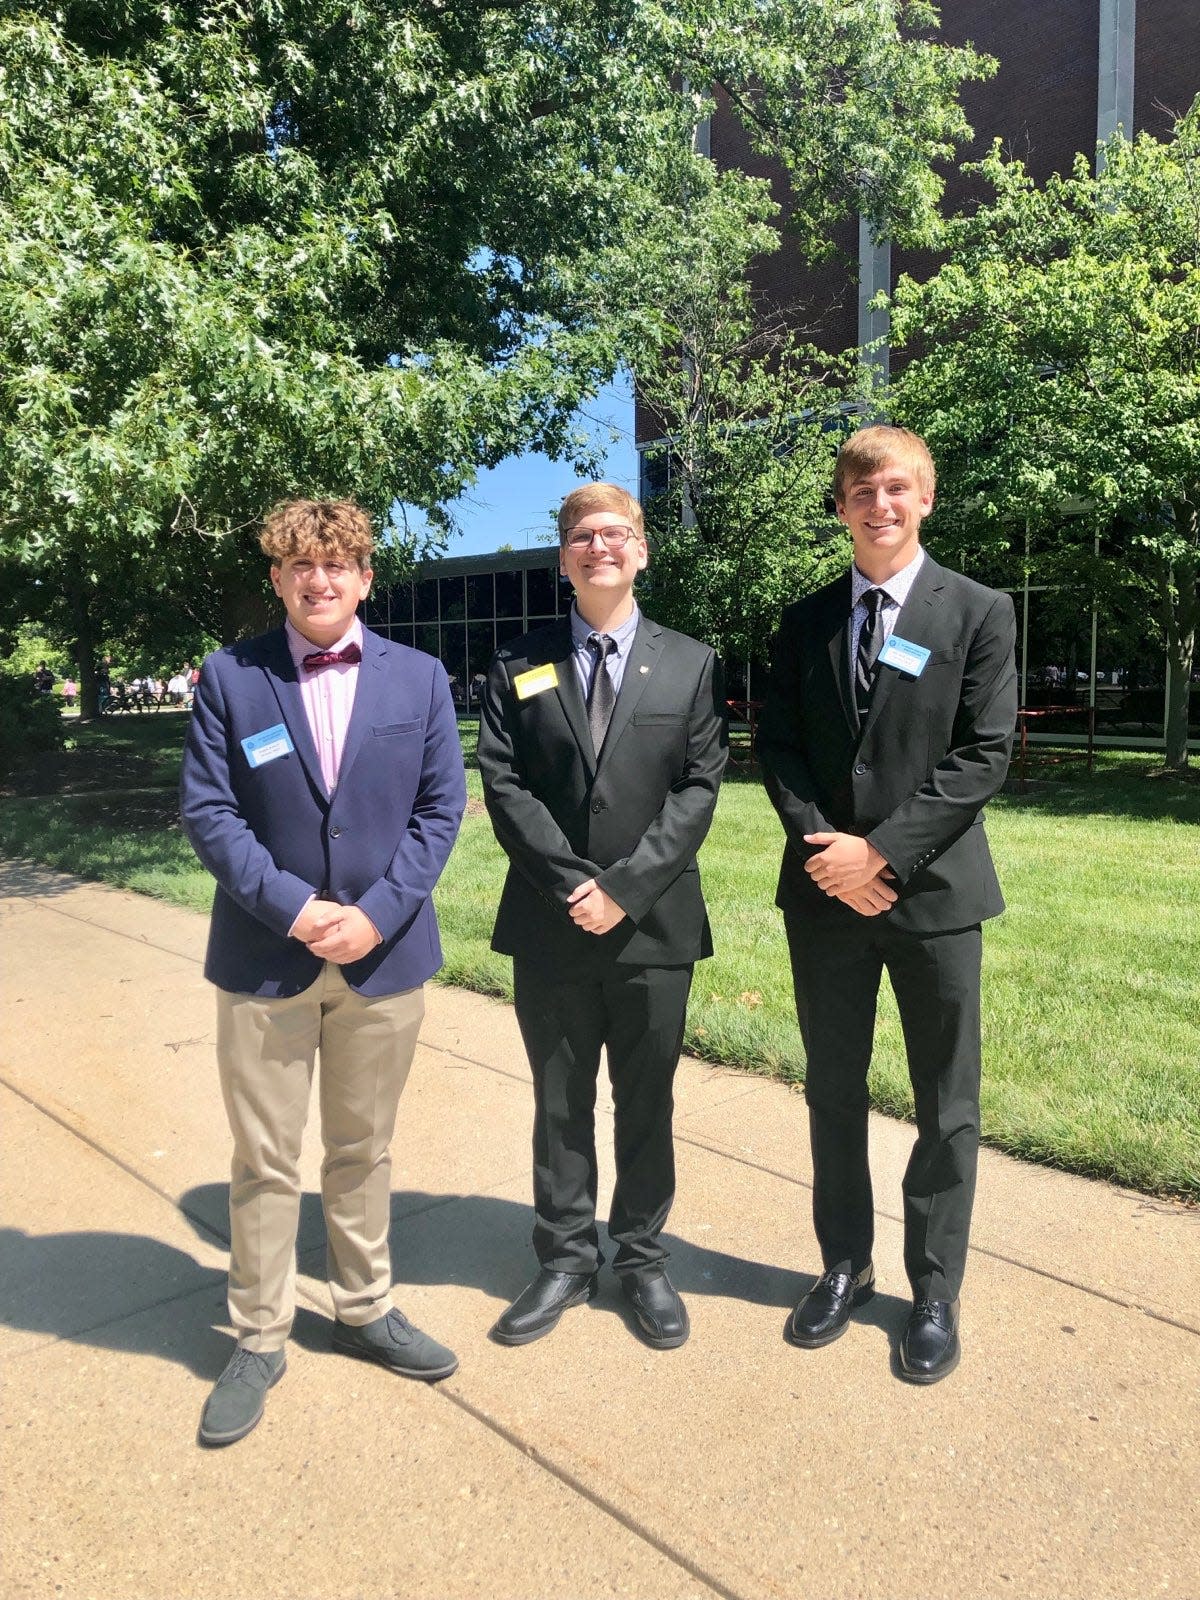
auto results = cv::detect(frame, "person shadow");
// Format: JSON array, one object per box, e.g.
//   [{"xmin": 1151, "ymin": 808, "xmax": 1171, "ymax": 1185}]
[{"xmin": 0, "ymin": 1190, "xmax": 910, "ymax": 1380}]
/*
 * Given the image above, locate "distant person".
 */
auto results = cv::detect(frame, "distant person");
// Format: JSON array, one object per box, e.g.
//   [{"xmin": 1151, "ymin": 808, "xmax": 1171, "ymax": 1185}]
[
  {"xmin": 96, "ymin": 657, "xmax": 112, "ymax": 713},
  {"xmin": 758, "ymin": 425, "xmax": 1017, "ymax": 1385},
  {"xmin": 477, "ymin": 483, "xmax": 727, "ymax": 1351},
  {"xmin": 33, "ymin": 662, "xmax": 54, "ymax": 695},
  {"xmin": 62, "ymin": 678, "xmax": 77, "ymax": 709},
  {"xmin": 180, "ymin": 498, "xmax": 465, "ymax": 1447}
]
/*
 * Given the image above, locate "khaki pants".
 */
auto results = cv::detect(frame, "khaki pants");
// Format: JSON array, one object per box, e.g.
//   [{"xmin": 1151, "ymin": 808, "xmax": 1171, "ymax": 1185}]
[{"xmin": 216, "ymin": 964, "xmax": 424, "ymax": 1352}]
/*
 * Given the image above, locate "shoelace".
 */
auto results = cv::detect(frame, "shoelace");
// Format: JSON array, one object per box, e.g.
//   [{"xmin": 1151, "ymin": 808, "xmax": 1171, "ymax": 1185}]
[
  {"xmin": 225, "ymin": 1347, "xmax": 274, "ymax": 1383},
  {"xmin": 912, "ymin": 1299, "xmax": 943, "ymax": 1320}
]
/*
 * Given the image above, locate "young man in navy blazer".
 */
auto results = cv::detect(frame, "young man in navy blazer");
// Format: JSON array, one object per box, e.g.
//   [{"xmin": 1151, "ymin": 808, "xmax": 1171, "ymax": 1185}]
[
  {"xmin": 758, "ymin": 426, "xmax": 1017, "ymax": 1384},
  {"xmin": 478, "ymin": 484, "xmax": 727, "ymax": 1351},
  {"xmin": 180, "ymin": 499, "xmax": 465, "ymax": 1445}
]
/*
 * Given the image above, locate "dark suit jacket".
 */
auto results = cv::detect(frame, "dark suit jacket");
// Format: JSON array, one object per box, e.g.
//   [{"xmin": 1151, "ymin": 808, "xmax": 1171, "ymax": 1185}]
[
  {"xmin": 477, "ymin": 613, "xmax": 728, "ymax": 975},
  {"xmin": 179, "ymin": 626, "xmax": 466, "ymax": 997},
  {"xmin": 757, "ymin": 555, "xmax": 1017, "ymax": 934}
]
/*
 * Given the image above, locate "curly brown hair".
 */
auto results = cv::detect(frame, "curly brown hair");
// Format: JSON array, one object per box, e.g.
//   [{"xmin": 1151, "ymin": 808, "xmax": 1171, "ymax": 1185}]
[{"xmin": 260, "ymin": 500, "xmax": 374, "ymax": 569}]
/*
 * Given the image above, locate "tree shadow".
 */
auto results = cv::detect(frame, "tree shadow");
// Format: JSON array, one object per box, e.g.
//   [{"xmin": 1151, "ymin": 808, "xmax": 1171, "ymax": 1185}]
[{"xmin": 0, "ymin": 857, "xmax": 84, "ymax": 899}]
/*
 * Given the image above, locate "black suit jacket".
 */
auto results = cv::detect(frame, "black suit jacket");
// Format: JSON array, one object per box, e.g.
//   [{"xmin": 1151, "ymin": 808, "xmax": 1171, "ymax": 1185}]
[
  {"xmin": 757, "ymin": 555, "xmax": 1017, "ymax": 934},
  {"xmin": 477, "ymin": 613, "xmax": 728, "ymax": 976}
]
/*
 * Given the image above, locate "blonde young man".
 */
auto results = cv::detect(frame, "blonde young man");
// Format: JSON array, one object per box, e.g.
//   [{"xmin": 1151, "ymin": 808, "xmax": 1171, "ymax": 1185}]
[
  {"xmin": 180, "ymin": 499, "xmax": 465, "ymax": 1445},
  {"xmin": 478, "ymin": 484, "xmax": 727, "ymax": 1349},
  {"xmin": 758, "ymin": 426, "xmax": 1017, "ymax": 1383}
]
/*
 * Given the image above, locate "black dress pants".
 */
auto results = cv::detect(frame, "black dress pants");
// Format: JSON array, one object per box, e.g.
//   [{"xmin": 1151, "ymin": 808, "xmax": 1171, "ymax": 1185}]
[
  {"xmin": 512, "ymin": 959, "xmax": 694, "ymax": 1278},
  {"xmin": 784, "ymin": 912, "xmax": 983, "ymax": 1301}
]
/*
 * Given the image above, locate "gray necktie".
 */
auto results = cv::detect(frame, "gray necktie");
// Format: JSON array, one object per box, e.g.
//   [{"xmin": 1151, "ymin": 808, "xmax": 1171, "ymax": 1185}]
[
  {"xmin": 586, "ymin": 633, "xmax": 617, "ymax": 755},
  {"xmin": 855, "ymin": 588, "xmax": 887, "ymax": 720}
]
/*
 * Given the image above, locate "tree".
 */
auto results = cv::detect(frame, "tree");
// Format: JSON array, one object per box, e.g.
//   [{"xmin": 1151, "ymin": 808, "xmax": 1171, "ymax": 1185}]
[
  {"xmin": 629, "ymin": 174, "xmax": 856, "ymax": 667},
  {"xmin": 890, "ymin": 106, "xmax": 1200, "ymax": 770},
  {"xmin": 1, "ymin": 2, "xmax": 988, "ymax": 711}
]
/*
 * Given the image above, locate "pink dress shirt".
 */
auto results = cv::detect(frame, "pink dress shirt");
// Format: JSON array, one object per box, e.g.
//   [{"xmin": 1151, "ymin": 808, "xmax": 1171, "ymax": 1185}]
[{"xmin": 285, "ymin": 618, "xmax": 363, "ymax": 794}]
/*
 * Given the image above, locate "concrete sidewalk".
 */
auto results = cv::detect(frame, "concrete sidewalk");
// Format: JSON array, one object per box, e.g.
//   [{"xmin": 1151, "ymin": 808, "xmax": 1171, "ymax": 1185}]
[{"xmin": 1, "ymin": 858, "xmax": 1197, "ymax": 1600}]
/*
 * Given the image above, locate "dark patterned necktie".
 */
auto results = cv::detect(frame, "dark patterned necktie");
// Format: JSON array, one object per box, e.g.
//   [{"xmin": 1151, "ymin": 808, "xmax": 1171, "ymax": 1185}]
[
  {"xmin": 586, "ymin": 633, "xmax": 617, "ymax": 754},
  {"xmin": 855, "ymin": 588, "xmax": 887, "ymax": 719},
  {"xmin": 301, "ymin": 642, "xmax": 363, "ymax": 671}
]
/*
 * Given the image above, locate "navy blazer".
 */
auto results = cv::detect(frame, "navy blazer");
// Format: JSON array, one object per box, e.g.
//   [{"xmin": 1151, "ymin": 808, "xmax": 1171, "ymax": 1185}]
[
  {"xmin": 180, "ymin": 626, "xmax": 466, "ymax": 997},
  {"xmin": 757, "ymin": 555, "xmax": 1017, "ymax": 935},
  {"xmin": 477, "ymin": 613, "xmax": 728, "ymax": 976}
]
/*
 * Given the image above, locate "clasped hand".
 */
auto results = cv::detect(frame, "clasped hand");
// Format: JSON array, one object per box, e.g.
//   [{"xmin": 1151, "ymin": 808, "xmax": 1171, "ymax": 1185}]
[
  {"xmin": 567, "ymin": 878, "xmax": 627, "ymax": 935},
  {"xmin": 803, "ymin": 831, "xmax": 897, "ymax": 918},
  {"xmin": 291, "ymin": 898, "xmax": 382, "ymax": 963}
]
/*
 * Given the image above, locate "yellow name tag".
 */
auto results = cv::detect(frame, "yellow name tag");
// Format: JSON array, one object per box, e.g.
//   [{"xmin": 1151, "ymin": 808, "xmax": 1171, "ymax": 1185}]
[{"xmin": 514, "ymin": 663, "xmax": 559, "ymax": 701}]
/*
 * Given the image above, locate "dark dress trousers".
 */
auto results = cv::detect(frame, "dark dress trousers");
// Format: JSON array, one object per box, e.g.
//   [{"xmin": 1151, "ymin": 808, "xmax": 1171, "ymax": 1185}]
[
  {"xmin": 477, "ymin": 613, "xmax": 727, "ymax": 1276},
  {"xmin": 757, "ymin": 556, "xmax": 1017, "ymax": 1300}
]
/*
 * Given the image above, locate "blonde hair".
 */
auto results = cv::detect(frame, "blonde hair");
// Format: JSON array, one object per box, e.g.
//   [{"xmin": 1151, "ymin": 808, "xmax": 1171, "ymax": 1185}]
[
  {"xmin": 833, "ymin": 425, "xmax": 936, "ymax": 504},
  {"xmin": 557, "ymin": 483, "xmax": 645, "ymax": 544},
  {"xmin": 260, "ymin": 499, "xmax": 374, "ymax": 569}
]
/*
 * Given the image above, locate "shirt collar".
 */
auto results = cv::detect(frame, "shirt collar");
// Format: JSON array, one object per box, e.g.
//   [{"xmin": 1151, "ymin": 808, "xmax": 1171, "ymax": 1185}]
[
  {"xmin": 569, "ymin": 601, "xmax": 640, "ymax": 654},
  {"xmin": 285, "ymin": 616, "xmax": 363, "ymax": 669},
  {"xmin": 851, "ymin": 544, "xmax": 925, "ymax": 609}
]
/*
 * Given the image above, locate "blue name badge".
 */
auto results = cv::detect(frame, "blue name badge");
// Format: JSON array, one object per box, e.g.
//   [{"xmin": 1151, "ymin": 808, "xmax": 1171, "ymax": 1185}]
[
  {"xmin": 241, "ymin": 723, "xmax": 295, "ymax": 769},
  {"xmin": 877, "ymin": 634, "xmax": 931, "ymax": 678}
]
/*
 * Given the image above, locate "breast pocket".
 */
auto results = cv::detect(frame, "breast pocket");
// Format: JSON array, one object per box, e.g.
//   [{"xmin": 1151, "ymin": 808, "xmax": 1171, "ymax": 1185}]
[
  {"xmin": 372, "ymin": 720, "xmax": 422, "ymax": 737},
  {"xmin": 631, "ymin": 712, "xmax": 686, "ymax": 726}
]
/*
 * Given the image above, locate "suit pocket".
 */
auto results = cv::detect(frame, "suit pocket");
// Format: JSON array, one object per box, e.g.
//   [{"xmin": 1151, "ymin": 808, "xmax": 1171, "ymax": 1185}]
[
  {"xmin": 631, "ymin": 712, "xmax": 686, "ymax": 725},
  {"xmin": 372, "ymin": 720, "xmax": 422, "ymax": 737},
  {"xmin": 926, "ymin": 646, "xmax": 965, "ymax": 665}
]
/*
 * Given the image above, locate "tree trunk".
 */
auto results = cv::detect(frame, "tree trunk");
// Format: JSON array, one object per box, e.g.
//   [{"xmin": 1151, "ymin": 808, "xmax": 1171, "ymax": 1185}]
[
  {"xmin": 1158, "ymin": 531, "xmax": 1198, "ymax": 771},
  {"xmin": 66, "ymin": 566, "xmax": 98, "ymax": 720}
]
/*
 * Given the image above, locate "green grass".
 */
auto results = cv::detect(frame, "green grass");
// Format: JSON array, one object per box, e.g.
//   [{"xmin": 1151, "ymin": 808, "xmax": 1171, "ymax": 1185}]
[{"xmin": 3, "ymin": 716, "xmax": 1197, "ymax": 1199}]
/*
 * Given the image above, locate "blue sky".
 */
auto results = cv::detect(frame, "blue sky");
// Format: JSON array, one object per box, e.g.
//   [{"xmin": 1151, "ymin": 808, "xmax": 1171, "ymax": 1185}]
[{"xmin": 433, "ymin": 372, "xmax": 639, "ymax": 559}]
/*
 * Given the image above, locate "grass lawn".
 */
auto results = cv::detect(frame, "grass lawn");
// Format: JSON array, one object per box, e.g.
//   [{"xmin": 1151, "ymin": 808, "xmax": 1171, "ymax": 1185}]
[{"xmin": 3, "ymin": 712, "xmax": 1197, "ymax": 1200}]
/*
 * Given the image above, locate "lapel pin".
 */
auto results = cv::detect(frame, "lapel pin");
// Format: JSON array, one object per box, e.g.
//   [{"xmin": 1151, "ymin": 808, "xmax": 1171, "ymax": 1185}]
[{"xmin": 639, "ymin": 664, "xmax": 650, "ymax": 674}]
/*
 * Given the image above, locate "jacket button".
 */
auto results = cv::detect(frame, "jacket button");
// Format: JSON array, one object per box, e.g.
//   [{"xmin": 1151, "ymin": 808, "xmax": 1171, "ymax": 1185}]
[
  {"xmin": 329, "ymin": 825, "xmax": 343, "ymax": 838},
  {"xmin": 591, "ymin": 800, "xmax": 604, "ymax": 814},
  {"xmin": 854, "ymin": 761, "xmax": 869, "ymax": 775}
]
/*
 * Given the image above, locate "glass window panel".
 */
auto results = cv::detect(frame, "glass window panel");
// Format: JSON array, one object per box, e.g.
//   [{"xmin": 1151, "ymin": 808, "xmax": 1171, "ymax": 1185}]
[
  {"xmin": 414, "ymin": 578, "xmax": 439, "ymax": 622},
  {"xmin": 441, "ymin": 625, "xmax": 467, "ymax": 705},
  {"xmin": 495, "ymin": 569, "xmax": 523, "ymax": 618},
  {"xmin": 388, "ymin": 625, "xmax": 415, "ymax": 651},
  {"xmin": 466, "ymin": 573, "xmax": 494, "ymax": 619},
  {"xmin": 439, "ymin": 576, "xmax": 466, "ymax": 622},
  {"xmin": 496, "ymin": 617, "xmax": 526, "ymax": 647},
  {"xmin": 525, "ymin": 564, "xmax": 557, "ymax": 616},
  {"xmin": 363, "ymin": 588, "xmax": 389, "ymax": 627},
  {"xmin": 389, "ymin": 584, "xmax": 414, "ymax": 627},
  {"xmin": 415, "ymin": 623, "xmax": 441, "ymax": 660}
]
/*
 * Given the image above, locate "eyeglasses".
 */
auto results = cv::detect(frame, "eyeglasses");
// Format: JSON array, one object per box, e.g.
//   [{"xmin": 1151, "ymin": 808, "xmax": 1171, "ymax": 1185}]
[{"xmin": 563, "ymin": 524, "xmax": 638, "ymax": 550}]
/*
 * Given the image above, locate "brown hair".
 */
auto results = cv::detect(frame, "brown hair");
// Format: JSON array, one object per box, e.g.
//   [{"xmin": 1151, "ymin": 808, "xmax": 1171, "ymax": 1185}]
[
  {"xmin": 556, "ymin": 483, "xmax": 645, "ymax": 545},
  {"xmin": 833, "ymin": 425, "xmax": 936, "ymax": 504},
  {"xmin": 260, "ymin": 499, "xmax": 374, "ymax": 569}
]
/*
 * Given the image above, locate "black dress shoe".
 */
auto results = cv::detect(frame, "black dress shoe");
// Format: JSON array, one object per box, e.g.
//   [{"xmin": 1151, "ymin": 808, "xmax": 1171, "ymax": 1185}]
[
  {"xmin": 491, "ymin": 1267, "xmax": 599, "ymax": 1346},
  {"xmin": 621, "ymin": 1268, "xmax": 689, "ymax": 1349},
  {"xmin": 899, "ymin": 1297, "xmax": 961, "ymax": 1384},
  {"xmin": 785, "ymin": 1262, "xmax": 875, "ymax": 1348}
]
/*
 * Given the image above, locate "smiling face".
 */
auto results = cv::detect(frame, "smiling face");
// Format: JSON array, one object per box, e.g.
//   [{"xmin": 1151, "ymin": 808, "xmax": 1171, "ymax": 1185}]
[
  {"xmin": 559, "ymin": 509, "xmax": 648, "ymax": 623},
  {"xmin": 270, "ymin": 549, "xmax": 373, "ymax": 646},
  {"xmin": 836, "ymin": 457, "xmax": 933, "ymax": 578}
]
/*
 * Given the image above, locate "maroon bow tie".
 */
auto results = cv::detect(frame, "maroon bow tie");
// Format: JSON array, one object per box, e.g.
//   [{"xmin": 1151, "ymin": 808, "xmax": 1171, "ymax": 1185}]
[{"xmin": 301, "ymin": 642, "xmax": 362, "ymax": 670}]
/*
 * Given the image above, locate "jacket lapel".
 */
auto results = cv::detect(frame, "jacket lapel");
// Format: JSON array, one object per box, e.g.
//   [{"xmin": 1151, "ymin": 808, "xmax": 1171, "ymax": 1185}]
[
  {"xmin": 262, "ymin": 630, "xmax": 329, "ymax": 803},
  {"xmin": 334, "ymin": 628, "xmax": 388, "ymax": 792},
  {"xmin": 821, "ymin": 576, "xmax": 858, "ymax": 738},
  {"xmin": 861, "ymin": 554, "xmax": 946, "ymax": 738},
  {"xmin": 546, "ymin": 620, "xmax": 596, "ymax": 776},
  {"xmin": 597, "ymin": 614, "xmax": 662, "ymax": 764}
]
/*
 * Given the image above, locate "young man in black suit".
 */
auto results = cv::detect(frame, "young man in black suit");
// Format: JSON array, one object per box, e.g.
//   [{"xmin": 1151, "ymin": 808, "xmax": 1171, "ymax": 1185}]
[
  {"xmin": 477, "ymin": 483, "xmax": 727, "ymax": 1350},
  {"xmin": 758, "ymin": 425, "xmax": 1017, "ymax": 1383}
]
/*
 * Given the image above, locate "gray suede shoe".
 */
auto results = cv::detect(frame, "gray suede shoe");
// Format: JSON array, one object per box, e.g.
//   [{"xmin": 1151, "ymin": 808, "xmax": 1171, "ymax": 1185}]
[
  {"xmin": 332, "ymin": 1308, "xmax": 458, "ymax": 1381},
  {"xmin": 198, "ymin": 1346, "xmax": 286, "ymax": 1447}
]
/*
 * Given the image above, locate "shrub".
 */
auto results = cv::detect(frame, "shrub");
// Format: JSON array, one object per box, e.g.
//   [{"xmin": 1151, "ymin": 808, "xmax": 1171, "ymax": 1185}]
[{"xmin": 0, "ymin": 675, "xmax": 65, "ymax": 775}]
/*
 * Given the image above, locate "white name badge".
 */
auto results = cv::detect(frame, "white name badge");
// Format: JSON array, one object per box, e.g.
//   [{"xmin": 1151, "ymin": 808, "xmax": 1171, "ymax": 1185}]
[
  {"xmin": 241, "ymin": 723, "xmax": 295, "ymax": 768},
  {"xmin": 877, "ymin": 634, "xmax": 931, "ymax": 677}
]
